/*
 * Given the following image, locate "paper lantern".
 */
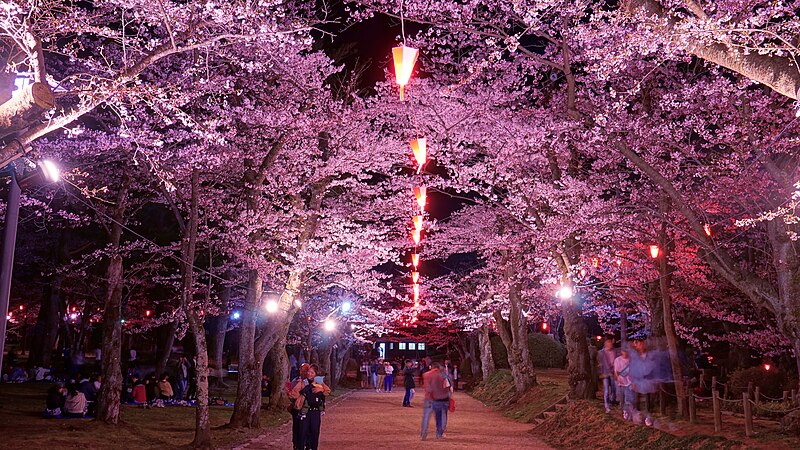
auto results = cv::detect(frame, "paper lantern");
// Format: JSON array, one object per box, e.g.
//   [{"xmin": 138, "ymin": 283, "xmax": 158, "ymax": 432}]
[
  {"xmin": 413, "ymin": 283, "xmax": 419, "ymax": 300},
  {"xmin": 704, "ymin": 224, "xmax": 712, "ymax": 236},
  {"xmin": 541, "ymin": 322, "xmax": 548, "ymax": 331},
  {"xmin": 764, "ymin": 363, "xmax": 771, "ymax": 371},
  {"xmin": 392, "ymin": 45, "xmax": 419, "ymax": 101},
  {"xmin": 412, "ymin": 228, "xmax": 422, "ymax": 245},
  {"xmin": 411, "ymin": 254, "xmax": 419, "ymax": 268},
  {"xmin": 413, "ymin": 215, "xmax": 423, "ymax": 232},
  {"xmin": 410, "ymin": 138, "xmax": 427, "ymax": 172},
  {"xmin": 414, "ymin": 186, "xmax": 426, "ymax": 210},
  {"xmin": 649, "ymin": 245, "xmax": 660, "ymax": 259},
  {"xmin": 412, "ymin": 271, "xmax": 420, "ymax": 284}
]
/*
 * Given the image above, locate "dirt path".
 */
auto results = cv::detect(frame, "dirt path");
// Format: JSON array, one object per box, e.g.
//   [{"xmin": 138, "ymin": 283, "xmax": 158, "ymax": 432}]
[{"xmin": 237, "ymin": 389, "xmax": 554, "ymax": 449}]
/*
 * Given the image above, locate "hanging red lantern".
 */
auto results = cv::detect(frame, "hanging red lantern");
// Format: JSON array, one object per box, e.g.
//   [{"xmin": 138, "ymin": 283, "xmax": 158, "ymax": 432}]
[
  {"xmin": 704, "ymin": 224, "xmax": 712, "ymax": 236},
  {"xmin": 412, "ymin": 271, "xmax": 420, "ymax": 284},
  {"xmin": 649, "ymin": 245, "xmax": 660, "ymax": 259},
  {"xmin": 414, "ymin": 186, "xmax": 427, "ymax": 210},
  {"xmin": 410, "ymin": 138, "xmax": 427, "ymax": 172},
  {"xmin": 413, "ymin": 284, "xmax": 420, "ymax": 301},
  {"xmin": 412, "ymin": 228, "xmax": 422, "ymax": 245},
  {"xmin": 411, "ymin": 253, "xmax": 419, "ymax": 268},
  {"xmin": 413, "ymin": 215, "xmax": 423, "ymax": 232},
  {"xmin": 392, "ymin": 45, "xmax": 419, "ymax": 101},
  {"xmin": 541, "ymin": 322, "xmax": 548, "ymax": 331}
]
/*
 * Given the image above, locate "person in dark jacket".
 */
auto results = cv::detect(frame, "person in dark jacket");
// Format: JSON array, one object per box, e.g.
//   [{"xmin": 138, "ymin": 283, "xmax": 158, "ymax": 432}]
[
  {"xmin": 293, "ymin": 364, "xmax": 331, "ymax": 450},
  {"xmin": 45, "ymin": 382, "xmax": 66, "ymax": 417},
  {"xmin": 403, "ymin": 359, "xmax": 416, "ymax": 407}
]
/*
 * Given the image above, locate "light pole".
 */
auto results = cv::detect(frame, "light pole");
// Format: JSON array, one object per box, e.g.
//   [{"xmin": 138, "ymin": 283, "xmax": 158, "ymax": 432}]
[{"xmin": 0, "ymin": 160, "xmax": 60, "ymax": 374}]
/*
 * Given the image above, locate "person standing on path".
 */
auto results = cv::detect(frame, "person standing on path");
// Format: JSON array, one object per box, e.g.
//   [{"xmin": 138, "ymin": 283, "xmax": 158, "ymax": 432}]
[
  {"xmin": 360, "ymin": 360, "xmax": 369, "ymax": 389},
  {"xmin": 293, "ymin": 364, "xmax": 331, "ymax": 450},
  {"xmin": 421, "ymin": 362, "xmax": 451, "ymax": 440},
  {"xmin": 403, "ymin": 360, "xmax": 416, "ymax": 407},
  {"xmin": 288, "ymin": 363, "xmax": 310, "ymax": 450},
  {"xmin": 598, "ymin": 336, "xmax": 618, "ymax": 413},
  {"xmin": 376, "ymin": 359, "xmax": 386, "ymax": 393},
  {"xmin": 370, "ymin": 359, "xmax": 379, "ymax": 390},
  {"xmin": 614, "ymin": 347, "xmax": 634, "ymax": 420},
  {"xmin": 384, "ymin": 361, "xmax": 394, "ymax": 392}
]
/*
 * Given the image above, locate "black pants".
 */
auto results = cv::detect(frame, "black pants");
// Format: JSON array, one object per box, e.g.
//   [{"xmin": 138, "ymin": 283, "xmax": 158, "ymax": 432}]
[
  {"xmin": 291, "ymin": 411, "xmax": 302, "ymax": 450},
  {"xmin": 299, "ymin": 409, "xmax": 321, "ymax": 450}
]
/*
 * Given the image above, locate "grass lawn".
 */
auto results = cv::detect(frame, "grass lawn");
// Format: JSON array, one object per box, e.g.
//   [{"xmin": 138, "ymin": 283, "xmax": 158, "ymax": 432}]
[{"xmin": 0, "ymin": 382, "xmax": 289, "ymax": 449}]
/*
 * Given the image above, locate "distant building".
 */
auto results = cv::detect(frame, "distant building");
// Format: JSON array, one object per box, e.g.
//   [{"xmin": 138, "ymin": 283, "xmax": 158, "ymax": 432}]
[{"xmin": 374, "ymin": 339, "xmax": 428, "ymax": 360}]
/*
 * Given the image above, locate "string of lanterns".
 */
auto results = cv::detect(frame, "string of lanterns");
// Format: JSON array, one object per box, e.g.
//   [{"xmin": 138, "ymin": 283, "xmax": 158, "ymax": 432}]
[{"xmin": 392, "ymin": 9, "xmax": 424, "ymax": 326}]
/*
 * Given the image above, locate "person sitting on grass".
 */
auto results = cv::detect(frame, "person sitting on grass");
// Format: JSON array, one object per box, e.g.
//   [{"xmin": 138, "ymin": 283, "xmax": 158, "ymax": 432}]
[
  {"xmin": 132, "ymin": 376, "xmax": 148, "ymax": 404},
  {"xmin": 157, "ymin": 373, "xmax": 174, "ymax": 405},
  {"xmin": 45, "ymin": 382, "xmax": 67, "ymax": 417},
  {"xmin": 63, "ymin": 383, "xmax": 88, "ymax": 417}
]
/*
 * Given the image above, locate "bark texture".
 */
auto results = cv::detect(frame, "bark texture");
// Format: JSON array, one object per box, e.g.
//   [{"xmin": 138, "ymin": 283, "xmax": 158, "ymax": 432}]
[{"xmin": 479, "ymin": 324, "xmax": 495, "ymax": 381}]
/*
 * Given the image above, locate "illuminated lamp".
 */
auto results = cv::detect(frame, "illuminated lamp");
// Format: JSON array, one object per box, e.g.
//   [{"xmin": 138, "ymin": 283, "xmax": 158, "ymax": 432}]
[
  {"xmin": 411, "ymin": 254, "xmax": 420, "ymax": 268},
  {"xmin": 649, "ymin": 245, "xmax": 660, "ymax": 259},
  {"xmin": 413, "ymin": 284, "xmax": 419, "ymax": 301},
  {"xmin": 145, "ymin": 310, "xmax": 152, "ymax": 317},
  {"xmin": 410, "ymin": 138, "xmax": 427, "ymax": 172},
  {"xmin": 413, "ymin": 215, "xmax": 423, "ymax": 232},
  {"xmin": 412, "ymin": 271, "xmax": 419, "ymax": 284},
  {"xmin": 592, "ymin": 257, "xmax": 599, "ymax": 268},
  {"xmin": 542, "ymin": 322, "xmax": 548, "ymax": 331},
  {"xmin": 764, "ymin": 363, "xmax": 771, "ymax": 371},
  {"xmin": 414, "ymin": 186, "xmax": 427, "ymax": 210},
  {"xmin": 704, "ymin": 224, "xmax": 712, "ymax": 236},
  {"xmin": 412, "ymin": 228, "xmax": 421, "ymax": 245},
  {"xmin": 392, "ymin": 45, "xmax": 419, "ymax": 101}
]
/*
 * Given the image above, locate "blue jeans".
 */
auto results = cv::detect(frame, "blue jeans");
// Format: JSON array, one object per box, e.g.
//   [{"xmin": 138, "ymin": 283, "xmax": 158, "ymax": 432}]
[
  {"xmin": 384, "ymin": 374, "xmax": 393, "ymax": 391},
  {"xmin": 603, "ymin": 376, "xmax": 617, "ymax": 409},
  {"xmin": 421, "ymin": 399, "xmax": 448, "ymax": 439},
  {"xmin": 175, "ymin": 378, "xmax": 188, "ymax": 400},
  {"xmin": 620, "ymin": 385, "xmax": 634, "ymax": 417},
  {"xmin": 403, "ymin": 387, "xmax": 412, "ymax": 406}
]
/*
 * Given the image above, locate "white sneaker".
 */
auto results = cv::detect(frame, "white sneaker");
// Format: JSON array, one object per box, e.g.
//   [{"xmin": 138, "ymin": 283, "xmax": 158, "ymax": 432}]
[
  {"xmin": 645, "ymin": 417, "xmax": 653, "ymax": 427},
  {"xmin": 623, "ymin": 411, "xmax": 630, "ymax": 420}
]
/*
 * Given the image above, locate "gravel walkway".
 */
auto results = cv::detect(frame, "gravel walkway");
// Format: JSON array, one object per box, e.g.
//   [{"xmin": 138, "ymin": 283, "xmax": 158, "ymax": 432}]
[{"xmin": 237, "ymin": 389, "xmax": 554, "ymax": 449}]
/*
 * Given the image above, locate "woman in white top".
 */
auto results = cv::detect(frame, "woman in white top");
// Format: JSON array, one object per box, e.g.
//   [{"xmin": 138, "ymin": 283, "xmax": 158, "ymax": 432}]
[{"xmin": 383, "ymin": 362, "xmax": 394, "ymax": 392}]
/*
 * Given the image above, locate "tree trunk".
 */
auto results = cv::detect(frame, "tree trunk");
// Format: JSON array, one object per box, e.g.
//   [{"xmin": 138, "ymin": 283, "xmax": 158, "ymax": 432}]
[
  {"xmin": 492, "ymin": 280, "xmax": 536, "ymax": 394},
  {"xmin": 229, "ymin": 270, "xmax": 263, "ymax": 428},
  {"xmin": 468, "ymin": 332, "xmax": 481, "ymax": 379},
  {"xmin": 266, "ymin": 336, "xmax": 290, "ymax": 411},
  {"xmin": 657, "ymin": 195, "xmax": 686, "ymax": 415},
  {"xmin": 319, "ymin": 343, "xmax": 333, "ymax": 382},
  {"xmin": 562, "ymin": 299, "xmax": 595, "ymax": 399},
  {"xmin": 29, "ymin": 274, "xmax": 62, "ymax": 368},
  {"xmin": 208, "ymin": 270, "xmax": 232, "ymax": 386},
  {"xmin": 479, "ymin": 324, "xmax": 495, "ymax": 380},
  {"xmin": 646, "ymin": 280, "xmax": 665, "ymax": 338},
  {"xmin": 155, "ymin": 321, "xmax": 178, "ymax": 376},
  {"xmin": 96, "ymin": 177, "xmax": 129, "ymax": 424},
  {"xmin": 332, "ymin": 342, "xmax": 352, "ymax": 389}
]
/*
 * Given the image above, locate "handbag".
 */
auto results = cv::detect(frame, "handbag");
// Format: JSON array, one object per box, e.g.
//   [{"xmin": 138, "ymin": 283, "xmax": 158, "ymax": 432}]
[{"xmin": 448, "ymin": 397, "xmax": 456, "ymax": 412}]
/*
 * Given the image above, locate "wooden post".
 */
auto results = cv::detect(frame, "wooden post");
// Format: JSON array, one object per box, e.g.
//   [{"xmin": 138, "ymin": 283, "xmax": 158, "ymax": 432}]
[
  {"xmin": 713, "ymin": 390, "xmax": 722, "ymax": 433},
  {"xmin": 783, "ymin": 390, "xmax": 789, "ymax": 402},
  {"xmin": 688, "ymin": 391, "xmax": 697, "ymax": 424},
  {"xmin": 743, "ymin": 393, "xmax": 754, "ymax": 437},
  {"xmin": 659, "ymin": 388, "xmax": 667, "ymax": 415},
  {"xmin": 712, "ymin": 376, "xmax": 718, "ymax": 391},
  {"xmin": 754, "ymin": 386, "xmax": 760, "ymax": 407},
  {"xmin": 747, "ymin": 382, "xmax": 754, "ymax": 399}
]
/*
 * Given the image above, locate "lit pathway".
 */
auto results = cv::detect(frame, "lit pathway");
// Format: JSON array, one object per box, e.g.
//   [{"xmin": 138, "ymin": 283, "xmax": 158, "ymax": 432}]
[{"xmin": 238, "ymin": 389, "xmax": 554, "ymax": 449}]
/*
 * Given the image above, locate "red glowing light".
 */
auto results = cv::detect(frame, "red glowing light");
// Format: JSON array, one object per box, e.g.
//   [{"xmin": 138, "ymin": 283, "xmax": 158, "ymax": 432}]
[
  {"xmin": 392, "ymin": 45, "xmax": 419, "ymax": 101},
  {"xmin": 704, "ymin": 224, "xmax": 712, "ymax": 236},
  {"xmin": 596, "ymin": 335, "xmax": 602, "ymax": 341},
  {"xmin": 592, "ymin": 257, "xmax": 599, "ymax": 268},
  {"xmin": 412, "ymin": 228, "xmax": 422, "ymax": 245},
  {"xmin": 649, "ymin": 245, "xmax": 660, "ymax": 259},
  {"xmin": 542, "ymin": 323, "xmax": 548, "ymax": 331},
  {"xmin": 145, "ymin": 310, "xmax": 152, "ymax": 317},
  {"xmin": 414, "ymin": 186, "xmax": 427, "ymax": 210},
  {"xmin": 411, "ymin": 254, "xmax": 419, "ymax": 268},
  {"xmin": 764, "ymin": 363, "xmax": 771, "ymax": 371}
]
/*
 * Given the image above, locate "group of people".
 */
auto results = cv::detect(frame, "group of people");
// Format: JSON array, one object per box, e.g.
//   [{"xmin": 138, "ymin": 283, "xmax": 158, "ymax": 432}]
[
  {"xmin": 44, "ymin": 373, "xmax": 101, "ymax": 418},
  {"xmin": 288, "ymin": 363, "xmax": 332, "ymax": 450},
  {"xmin": 597, "ymin": 336, "xmax": 674, "ymax": 426},
  {"xmin": 358, "ymin": 356, "xmax": 460, "ymax": 395},
  {"xmin": 125, "ymin": 356, "xmax": 194, "ymax": 407}
]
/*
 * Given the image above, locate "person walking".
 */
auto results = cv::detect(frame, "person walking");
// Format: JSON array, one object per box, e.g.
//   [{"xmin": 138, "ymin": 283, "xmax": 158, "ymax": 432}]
[
  {"xmin": 403, "ymin": 360, "xmax": 415, "ymax": 407},
  {"xmin": 598, "ymin": 336, "xmax": 618, "ymax": 413},
  {"xmin": 384, "ymin": 361, "xmax": 394, "ymax": 392},
  {"xmin": 293, "ymin": 364, "xmax": 331, "ymax": 450},
  {"xmin": 421, "ymin": 362, "xmax": 450, "ymax": 441},
  {"xmin": 630, "ymin": 339, "xmax": 657, "ymax": 426},
  {"xmin": 176, "ymin": 356, "xmax": 190, "ymax": 401},
  {"xmin": 614, "ymin": 347, "xmax": 634, "ymax": 420},
  {"xmin": 376, "ymin": 359, "xmax": 386, "ymax": 393}
]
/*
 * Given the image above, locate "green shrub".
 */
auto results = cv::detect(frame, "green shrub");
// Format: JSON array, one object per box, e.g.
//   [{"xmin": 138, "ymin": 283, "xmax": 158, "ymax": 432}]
[
  {"xmin": 489, "ymin": 333, "xmax": 566, "ymax": 369},
  {"xmin": 729, "ymin": 366, "xmax": 786, "ymax": 398},
  {"xmin": 529, "ymin": 333, "xmax": 567, "ymax": 368}
]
